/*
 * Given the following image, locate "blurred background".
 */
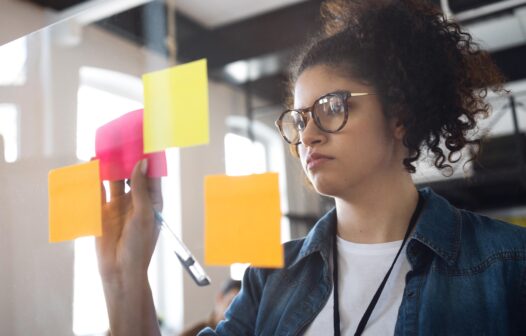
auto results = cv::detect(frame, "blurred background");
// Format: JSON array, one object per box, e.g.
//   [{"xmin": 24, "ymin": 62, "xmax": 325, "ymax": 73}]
[{"xmin": 0, "ymin": 0, "xmax": 525, "ymax": 335}]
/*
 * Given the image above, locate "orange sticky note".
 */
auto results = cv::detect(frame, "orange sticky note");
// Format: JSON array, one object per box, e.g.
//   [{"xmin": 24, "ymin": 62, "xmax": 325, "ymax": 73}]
[
  {"xmin": 204, "ymin": 173, "xmax": 283, "ymax": 268},
  {"xmin": 48, "ymin": 160, "xmax": 102, "ymax": 243}
]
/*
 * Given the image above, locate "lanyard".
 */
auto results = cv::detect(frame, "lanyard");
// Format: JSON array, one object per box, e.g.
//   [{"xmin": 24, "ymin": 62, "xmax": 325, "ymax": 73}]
[{"xmin": 333, "ymin": 194, "xmax": 423, "ymax": 336}]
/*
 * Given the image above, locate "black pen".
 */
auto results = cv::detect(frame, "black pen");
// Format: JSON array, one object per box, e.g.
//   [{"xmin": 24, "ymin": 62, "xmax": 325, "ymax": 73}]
[{"xmin": 125, "ymin": 179, "xmax": 211, "ymax": 286}]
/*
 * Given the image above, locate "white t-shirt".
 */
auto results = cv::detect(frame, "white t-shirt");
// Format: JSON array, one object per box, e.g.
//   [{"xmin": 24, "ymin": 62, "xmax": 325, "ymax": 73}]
[{"xmin": 304, "ymin": 236, "xmax": 411, "ymax": 336}]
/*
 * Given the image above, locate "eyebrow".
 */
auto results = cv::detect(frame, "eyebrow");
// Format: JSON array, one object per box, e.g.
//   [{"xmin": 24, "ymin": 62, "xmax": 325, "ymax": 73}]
[{"xmin": 295, "ymin": 90, "xmax": 346, "ymax": 110}]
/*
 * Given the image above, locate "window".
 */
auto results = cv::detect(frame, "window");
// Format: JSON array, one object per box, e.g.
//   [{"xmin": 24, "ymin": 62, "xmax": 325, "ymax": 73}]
[
  {"xmin": 74, "ymin": 66, "xmax": 183, "ymax": 335},
  {"xmin": 0, "ymin": 37, "xmax": 25, "ymax": 163},
  {"xmin": 0, "ymin": 37, "xmax": 27, "ymax": 86},
  {"xmin": 72, "ymin": 237, "xmax": 109, "ymax": 335},
  {"xmin": 224, "ymin": 133, "xmax": 267, "ymax": 280},
  {"xmin": 76, "ymin": 69, "xmax": 143, "ymax": 161},
  {"xmin": 224, "ymin": 116, "xmax": 290, "ymax": 280},
  {"xmin": 74, "ymin": 67, "xmax": 143, "ymax": 335},
  {"xmin": 0, "ymin": 104, "xmax": 19, "ymax": 162},
  {"xmin": 225, "ymin": 133, "xmax": 267, "ymax": 175}
]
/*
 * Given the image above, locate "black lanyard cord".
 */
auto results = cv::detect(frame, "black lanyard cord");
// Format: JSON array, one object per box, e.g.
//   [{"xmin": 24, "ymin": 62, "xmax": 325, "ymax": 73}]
[{"xmin": 333, "ymin": 194, "xmax": 424, "ymax": 336}]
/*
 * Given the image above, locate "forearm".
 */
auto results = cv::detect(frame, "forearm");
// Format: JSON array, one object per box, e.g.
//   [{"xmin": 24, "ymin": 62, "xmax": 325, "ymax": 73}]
[{"xmin": 102, "ymin": 275, "xmax": 161, "ymax": 336}]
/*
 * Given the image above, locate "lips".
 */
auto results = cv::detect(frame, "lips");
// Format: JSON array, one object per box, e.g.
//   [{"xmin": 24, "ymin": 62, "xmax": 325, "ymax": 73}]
[{"xmin": 306, "ymin": 152, "xmax": 334, "ymax": 170}]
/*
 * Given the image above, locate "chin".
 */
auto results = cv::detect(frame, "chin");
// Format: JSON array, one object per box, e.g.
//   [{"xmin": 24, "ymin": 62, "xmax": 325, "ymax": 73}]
[
  {"xmin": 314, "ymin": 186, "xmax": 342, "ymax": 198},
  {"xmin": 310, "ymin": 171, "xmax": 367, "ymax": 199},
  {"xmin": 310, "ymin": 176, "xmax": 342, "ymax": 198}
]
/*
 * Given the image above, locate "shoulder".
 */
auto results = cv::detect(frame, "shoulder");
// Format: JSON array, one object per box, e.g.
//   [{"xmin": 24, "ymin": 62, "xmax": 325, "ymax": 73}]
[
  {"xmin": 418, "ymin": 188, "xmax": 526, "ymax": 258},
  {"xmin": 247, "ymin": 208, "xmax": 335, "ymax": 279},
  {"xmin": 283, "ymin": 237, "xmax": 309, "ymax": 264},
  {"xmin": 244, "ymin": 237, "xmax": 309, "ymax": 282},
  {"xmin": 244, "ymin": 210, "xmax": 335, "ymax": 289},
  {"xmin": 459, "ymin": 209, "xmax": 526, "ymax": 248},
  {"xmin": 456, "ymin": 208, "xmax": 526, "ymax": 264}
]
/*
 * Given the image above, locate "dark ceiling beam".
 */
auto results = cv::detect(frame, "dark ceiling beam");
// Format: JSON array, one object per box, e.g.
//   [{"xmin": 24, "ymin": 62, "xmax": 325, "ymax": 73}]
[
  {"xmin": 94, "ymin": 0, "xmax": 323, "ymax": 104},
  {"xmin": 176, "ymin": 0, "xmax": 323, "ymax": 68},
  {"xmin": 429, "ymin": 0, "xmax": 516, "ymax": 14},
  {"xmin": 419, "ymin": 165, "xmax": 526, "ymax": 211},
  {"xmin": 93, "ymin": 0, "xmax": 324, "ymax": 70},
  {"xmin": 28, "ymin": 0, "xmax": 87, "ymax": 11},
  {"xmin": 93, "ymin": 1, "xmax": 167, "ymax": 55},
  {"xmin": 448, "ymin": 0, "xmax": 515, "ymax": 13},
  {"xmin": 243, "ymin": 72, "xmax": 290, "ymax": 108},
  {"xmin": 492, "ymin": 45, "xmax": 526, "ymax": 83}
]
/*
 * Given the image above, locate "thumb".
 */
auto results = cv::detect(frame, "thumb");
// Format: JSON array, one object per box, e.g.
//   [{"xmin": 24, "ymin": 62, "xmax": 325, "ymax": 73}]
[{"xmin": 130, "ymin": 159, "xmax": 151, "ymax": 211}]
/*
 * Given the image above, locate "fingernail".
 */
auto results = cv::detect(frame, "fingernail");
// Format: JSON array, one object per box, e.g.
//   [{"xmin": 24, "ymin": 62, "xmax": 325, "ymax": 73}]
[{"xmin": 141, "ymin": 159, "xmax": 148, "ymax": 175}]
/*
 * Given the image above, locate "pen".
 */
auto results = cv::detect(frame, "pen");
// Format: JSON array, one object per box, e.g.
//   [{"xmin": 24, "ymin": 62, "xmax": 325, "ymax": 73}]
[
  {"xmin": 125, "ymin": 179, "xmax": 211, "ymax": 286},
  {"xmin": 153, "ymin": 210, "xmax": 211, "ymax": 287}
]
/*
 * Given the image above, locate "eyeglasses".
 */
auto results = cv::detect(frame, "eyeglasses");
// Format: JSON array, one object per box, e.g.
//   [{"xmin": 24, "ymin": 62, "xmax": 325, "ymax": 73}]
[{"xmin": 275, "ymin": 90, "xmax": 376, "ymax": 145}]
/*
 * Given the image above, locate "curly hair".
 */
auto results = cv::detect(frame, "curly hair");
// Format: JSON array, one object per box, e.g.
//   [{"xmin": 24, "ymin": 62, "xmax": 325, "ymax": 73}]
[{"xmin": 287, "ymin": 0, "xmax": 506, "ymax": 174}]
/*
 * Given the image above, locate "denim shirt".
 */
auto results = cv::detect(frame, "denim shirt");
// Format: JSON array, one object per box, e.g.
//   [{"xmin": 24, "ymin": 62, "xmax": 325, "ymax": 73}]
[{"xmin": 199, "ymin": 188, "xmax": 526, "ymax": 335}]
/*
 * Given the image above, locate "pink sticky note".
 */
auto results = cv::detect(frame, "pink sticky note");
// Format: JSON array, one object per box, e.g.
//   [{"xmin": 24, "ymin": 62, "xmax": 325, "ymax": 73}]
[{"xmin": 95, "ymin": 109, "xmax": 167, "ymax": 181}]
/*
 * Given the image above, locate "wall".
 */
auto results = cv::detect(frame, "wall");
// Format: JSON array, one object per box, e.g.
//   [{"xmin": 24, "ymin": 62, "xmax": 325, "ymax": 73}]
[{"xmin": 0, "ymin": 0, "xmax": 47, "ymax": 46}]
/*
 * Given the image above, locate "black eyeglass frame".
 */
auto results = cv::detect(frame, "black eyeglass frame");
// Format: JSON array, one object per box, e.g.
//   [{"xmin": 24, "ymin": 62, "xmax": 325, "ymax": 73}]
[{"xmin": 275, "ymin": 90, "xmax": 376, "ymax": 145}]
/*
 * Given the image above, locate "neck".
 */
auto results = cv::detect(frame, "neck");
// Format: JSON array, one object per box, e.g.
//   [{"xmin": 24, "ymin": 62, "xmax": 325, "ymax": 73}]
[{"xmin": 335, "ymin": 170, "xmax": 418, "ymax": 244}]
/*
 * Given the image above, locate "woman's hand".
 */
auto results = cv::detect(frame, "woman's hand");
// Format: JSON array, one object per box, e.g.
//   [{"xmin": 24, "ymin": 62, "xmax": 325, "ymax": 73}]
[{"xmin": 96, "ymin": 159, "xmax": 163, "ymax": 336}]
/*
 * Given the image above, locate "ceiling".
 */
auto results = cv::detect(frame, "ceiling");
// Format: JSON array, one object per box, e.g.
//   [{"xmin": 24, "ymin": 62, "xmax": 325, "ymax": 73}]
[{"xmin": 174, "ymin": 0, "xmax": 308, "ymax": 28}]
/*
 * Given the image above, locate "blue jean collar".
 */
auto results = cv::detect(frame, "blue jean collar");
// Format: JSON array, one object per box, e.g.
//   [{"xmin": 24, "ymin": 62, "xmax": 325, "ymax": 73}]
[{"xmin": 288, "ymin": 187, "xmax": 461, "ymax": 269}]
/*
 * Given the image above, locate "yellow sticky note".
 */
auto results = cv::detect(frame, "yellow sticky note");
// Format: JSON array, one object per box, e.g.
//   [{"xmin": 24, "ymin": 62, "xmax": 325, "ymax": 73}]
[
  {"xmin": 48, "ymin": 161, "xmax": 102, "ymax": 243},
  {"xmin": 143, "ymin": 59, "xmax": 209, "ymax": 152},
  {"xmin": 204, "ymin": 173, "xmax": 284, "ymax": 268}
]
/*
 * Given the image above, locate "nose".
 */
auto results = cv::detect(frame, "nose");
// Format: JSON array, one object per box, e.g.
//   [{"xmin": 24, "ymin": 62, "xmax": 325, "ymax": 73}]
[{"xmin": 299, "ymin": 114, "xmax": 326, "ymax": 147}]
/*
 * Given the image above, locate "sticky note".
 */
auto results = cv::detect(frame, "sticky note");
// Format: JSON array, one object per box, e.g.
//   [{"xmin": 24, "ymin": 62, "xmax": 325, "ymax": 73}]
[
  {"xmin": 143, "ymin": 59, "xmax": 209, "ymax": 152},
  {"xmin": 48, "ymin": 160, "xmax": 102, "ymax": 243},
  {"xmin": 95, "ymin": 109, "xmax": 167, "ymax": 181},
  {"xmin": 204, "ymin": 173, "xmax": 283, "ymax": 268}
]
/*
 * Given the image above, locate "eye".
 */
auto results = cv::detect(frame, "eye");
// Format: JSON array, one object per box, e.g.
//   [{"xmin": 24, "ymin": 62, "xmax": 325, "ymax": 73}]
[
  {"xmin": 292, "ymin": 112, "xmax": 305, "ymax": 130},
  {"xmin": 328, "ymin": 96, "xmax": 345, "ymax": 115}
]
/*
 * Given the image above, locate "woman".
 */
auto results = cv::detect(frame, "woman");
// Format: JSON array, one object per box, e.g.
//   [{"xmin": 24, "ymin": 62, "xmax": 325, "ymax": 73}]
[{"xmin": 96, "ymin": 0, "xmax": 526, "ymax": 335}]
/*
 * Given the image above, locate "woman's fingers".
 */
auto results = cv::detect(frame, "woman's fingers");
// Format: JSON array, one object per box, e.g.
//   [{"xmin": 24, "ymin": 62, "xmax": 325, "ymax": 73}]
[
  {"xmin": 99, "ymin": 179, "xmax": 129, "ymax": 266},
  {"xmin": 148, "ymin": 178, "xmax": 163, "ymax": 212},
  {"xmin": 96, "ymin": 158, "xmax": 163, "ymax": 289},
  {"xmin": 130, "ymin": 159, "xmax": 152, "ymax": 212},
  {"xmin": 110, "ymin": 180, "xmax": 125, "ymax": 200}
]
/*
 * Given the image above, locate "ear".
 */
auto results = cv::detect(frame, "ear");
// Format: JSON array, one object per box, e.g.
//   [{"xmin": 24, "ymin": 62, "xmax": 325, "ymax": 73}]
[{"xmin": 390, "ymin": 117, "xmax": 405, "ymax": 141}]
